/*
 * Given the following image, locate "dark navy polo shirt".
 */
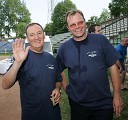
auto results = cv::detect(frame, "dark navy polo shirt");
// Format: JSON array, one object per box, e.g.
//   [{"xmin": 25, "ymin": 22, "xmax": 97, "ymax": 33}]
[
  {"xmin": 56, "ymin": 33, "xmax": 121, "ymax": 109},
  {"xmin": 17, "ymin": 50, "xmax": 62, "ymax": 120}
]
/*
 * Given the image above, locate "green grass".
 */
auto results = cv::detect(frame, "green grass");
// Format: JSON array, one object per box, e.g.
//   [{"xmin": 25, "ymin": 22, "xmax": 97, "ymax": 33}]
[
  {"xmin": 60, "ymin": 90, "xmax": 70, "ymax": 120},
  {"xmin": 0, "ymin": 53, "xmax": 12, "ymax": 56},
  {"xmin": 60, "ymin": 70, "xmax": 128, "ymax": 120},
  {"xmin": 60, "ymin": 69, "xmax": 70, "ymax": 120}
]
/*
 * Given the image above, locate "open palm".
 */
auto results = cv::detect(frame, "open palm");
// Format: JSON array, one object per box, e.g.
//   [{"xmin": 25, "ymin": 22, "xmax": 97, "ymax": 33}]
[{"xmin": 12, "ymin": 38, "xmax": 30, "ymax": 63}]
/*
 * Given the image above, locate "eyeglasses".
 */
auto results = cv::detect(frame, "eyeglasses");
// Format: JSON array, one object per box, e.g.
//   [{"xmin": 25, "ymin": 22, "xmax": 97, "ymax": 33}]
[{"xmin": 68, "ymin": 21, "xmax": 85, "ymax": 29}]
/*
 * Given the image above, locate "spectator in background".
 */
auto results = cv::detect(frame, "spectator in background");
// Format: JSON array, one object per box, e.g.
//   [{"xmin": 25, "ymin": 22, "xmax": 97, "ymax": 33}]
[
  {"xmin": 2, "ymin": 23, "xmax": 62, "ymax": 120},
  {"xmin": 116, "ymin": 37, "xmax": 128, "ymax": 90},
  {"xmin": 88, "ymin": 24, "xmax": 102, "ymax": 34},
  {"xmin": 88, "ymin": 24, "xmax": 124, "ymax": 77},
  {"xmin": 56, "ymin": 9, "xmax": 123, "ymax": 120},
  {"xmin": 88, "ymin": 23, "xmax": 123, "ymax": 75}
]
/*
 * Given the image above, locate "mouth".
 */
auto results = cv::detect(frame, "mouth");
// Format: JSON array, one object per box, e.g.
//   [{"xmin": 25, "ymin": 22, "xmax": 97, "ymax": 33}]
[
  {"xmin": 34, "ymin": 40, "xmax": 41, "ymax": 43},
  {"xmin": 74, "ymin": 29, "xmax": 83, "ymax": 34}
]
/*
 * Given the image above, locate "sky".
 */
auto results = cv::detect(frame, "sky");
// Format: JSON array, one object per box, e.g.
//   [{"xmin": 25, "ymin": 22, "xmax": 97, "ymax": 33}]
[{"xmin": 23, "ymin": 0, "xmax": 112, "ymax": 28}]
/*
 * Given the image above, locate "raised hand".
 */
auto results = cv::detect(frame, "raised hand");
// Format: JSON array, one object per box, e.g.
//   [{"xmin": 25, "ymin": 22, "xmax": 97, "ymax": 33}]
[{"xmin": 12, "ymin": 38, "xmax": 30, "ymax": 63}]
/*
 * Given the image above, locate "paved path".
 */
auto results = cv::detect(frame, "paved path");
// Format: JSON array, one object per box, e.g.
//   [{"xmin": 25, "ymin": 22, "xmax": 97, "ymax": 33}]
[{"xmin": 0, "ymin": 75, "xmax": 21, "ymax": 120}]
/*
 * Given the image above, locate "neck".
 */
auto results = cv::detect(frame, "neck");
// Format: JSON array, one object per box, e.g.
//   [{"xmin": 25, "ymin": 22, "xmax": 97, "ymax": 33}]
[{"xmin": 30, "ymin": 47, "xmax": 43, "ymax": 53}]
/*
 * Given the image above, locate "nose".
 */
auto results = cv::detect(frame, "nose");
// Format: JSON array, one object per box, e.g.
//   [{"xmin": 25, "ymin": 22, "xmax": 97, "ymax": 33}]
[
  {"xmin": 35, "ymin": 34, "xmax": 39, "ymax": 39},
  {"xmin": 75, "ymin": 23, "xmax": 79, "ymax": 28}
]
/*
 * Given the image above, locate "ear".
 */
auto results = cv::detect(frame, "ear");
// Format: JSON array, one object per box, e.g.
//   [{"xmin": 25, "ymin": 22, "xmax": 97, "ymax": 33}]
[
  {"xmin": 26, "ymin": 37, "xmax": 30, "ymax": 43},
  {"xmin": 67, "ymin": 25, "xmax": 70, "ymax": 31},
  {"xmin": 44, "ymin": 35, "xmax": 45, "ymax": 40}
]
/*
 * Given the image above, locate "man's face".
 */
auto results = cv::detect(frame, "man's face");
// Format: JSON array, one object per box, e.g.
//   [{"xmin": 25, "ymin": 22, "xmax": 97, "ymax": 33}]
[
  {"xmin": 27, "ymin": 24, "xmax": 45, "ymax": 52},
  {"xmin": 67, "ymin": 13, "xmax": 86, "ymax": 41},
  {"xmin": 124, "ymin": 38, "xmax": 128, "ymax": 45},
  {"xmin": 95, "ymin": 26, "xmax": 102, "ymax": 34}
]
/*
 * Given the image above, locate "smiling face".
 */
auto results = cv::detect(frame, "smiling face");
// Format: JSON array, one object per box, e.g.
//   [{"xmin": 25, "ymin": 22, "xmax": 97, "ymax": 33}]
[
  {"xmin": 67, "ymin": 12, "xmax": 87, "ymax": 41},
  {"xmin": 26, "ymin": 24, "xmax": 45, "ymax": 53}
]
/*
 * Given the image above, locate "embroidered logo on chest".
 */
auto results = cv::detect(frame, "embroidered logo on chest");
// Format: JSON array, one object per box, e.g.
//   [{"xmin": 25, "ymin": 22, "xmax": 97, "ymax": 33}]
[
  {"xmin": 46, "ymin": 64, "xmax": 54, "ymax": 69},
  {"xmin": 87, "ymin": 51, "xmax": 97, "ymax": 57}
]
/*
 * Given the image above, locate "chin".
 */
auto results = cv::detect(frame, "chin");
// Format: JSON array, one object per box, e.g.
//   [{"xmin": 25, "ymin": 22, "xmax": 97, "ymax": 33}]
[{"xmin": 75, "ymin": 33, "xmax": 86, "ymax": 38}]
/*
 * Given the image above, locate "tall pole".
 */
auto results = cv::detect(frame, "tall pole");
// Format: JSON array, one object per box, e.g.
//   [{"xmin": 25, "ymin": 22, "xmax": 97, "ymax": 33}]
[{"xmin": 47, "ymin": 0, "xmax": 56, "ymax": 24}]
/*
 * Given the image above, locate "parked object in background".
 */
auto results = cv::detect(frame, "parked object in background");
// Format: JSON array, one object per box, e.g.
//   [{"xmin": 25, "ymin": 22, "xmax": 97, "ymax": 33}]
[
  {"xmin": 43, "ymin": 36, "xmax": 53, "ymax": 55},
  {"xmin": 0, "ymin": 58, "xmax": 13, "ymax": 74}
]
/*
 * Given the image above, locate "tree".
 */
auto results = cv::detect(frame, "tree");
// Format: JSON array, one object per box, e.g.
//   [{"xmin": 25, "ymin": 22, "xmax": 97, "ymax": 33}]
[
  {"xmin": 109, "ymin": 0, "xmax": 128, "ymax": 18},
  {"xmin": 86, "ymin": 9, "xmax": 111, "ymax": 28},
  {"xmin": 0, "ymin": 0, "xmax": 31, "ymax": 38},
  {"xmin": 13, "ymin": 1, "xmax": 31, "ymax": 38},
  {"xmin": 97, "ymin": 9, "xmax": 111, "ymax": 23},
  {"xmin": 0, "ymin": 0, "xmax": 5, "ymax": 39},
  {"xmin": 86, "ymin": 16, "xmax": 100, "ymax": 27},
  {"xmin": 44, "ymin": 23, "xmax": 53, "ymax": 36},
  {"xmin": 15, "ymin": 22, "xmax": 27, "ymax": 38},
  {"xmin": 51, "ymin": 0, "xmax": 76, "ymax": 35}
]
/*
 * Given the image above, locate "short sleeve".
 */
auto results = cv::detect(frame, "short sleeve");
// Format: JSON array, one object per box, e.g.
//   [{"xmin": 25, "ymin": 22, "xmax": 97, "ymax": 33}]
[{"xmin": 102, "ymin": 36, "xmax": 121, "ymax": 67}]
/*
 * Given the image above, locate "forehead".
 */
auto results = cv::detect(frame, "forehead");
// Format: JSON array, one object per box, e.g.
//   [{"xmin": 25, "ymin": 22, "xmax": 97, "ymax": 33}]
[
  {"xmin": 95, "ymin": 26, "xmax": 101, "ymax": 30},
  {"xmin": 67, "ymin": 13, "xmax": 84, "ymax": 23},
  {"xmin": 124, "ymin": 37, "xmax": 128, "ymax": 41},
  {"xmin": 27, "ymin": 24, "xmax": 42, "ymax": 33}
]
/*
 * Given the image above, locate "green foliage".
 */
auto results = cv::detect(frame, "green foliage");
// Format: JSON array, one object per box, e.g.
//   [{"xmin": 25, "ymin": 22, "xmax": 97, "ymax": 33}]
[
  {"xmin": 86, "ymin": 16, "xmax": 100, "ymax": 27},
  {"xmin": 60, "ymin": 69, "xmax": 70, "ymax": 120},
  {"xmin": 109, "ymin": 0, "xmax": 128, "ymax": 18},
  {"xmin": 0, "ymin": 0, "xmax": 31, "ymax": 38},
  {"xmin": 15, "ymin": 22, "xmax": 26, "ymax": 38},
  {"xmin": 51, "ymin": 0, "xmax": 76, "ymax": 35},
  {"xmin": 44, "ymin": 23, "xmax": 53, "ymax": 36},
  {"xmin": 86, "ymin": 9, "xmax": 111, "ymax": 27},
  {"xmin": 60, "ymin": 90, "xmax": 70, "ymax": 120},
  {"xmin": 0, "ymin": 0, "xmax": 5, "ymax": 39},
  {"xmin": 98, "ymin": 9, "xmax": 111, "ymax": 23}
]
